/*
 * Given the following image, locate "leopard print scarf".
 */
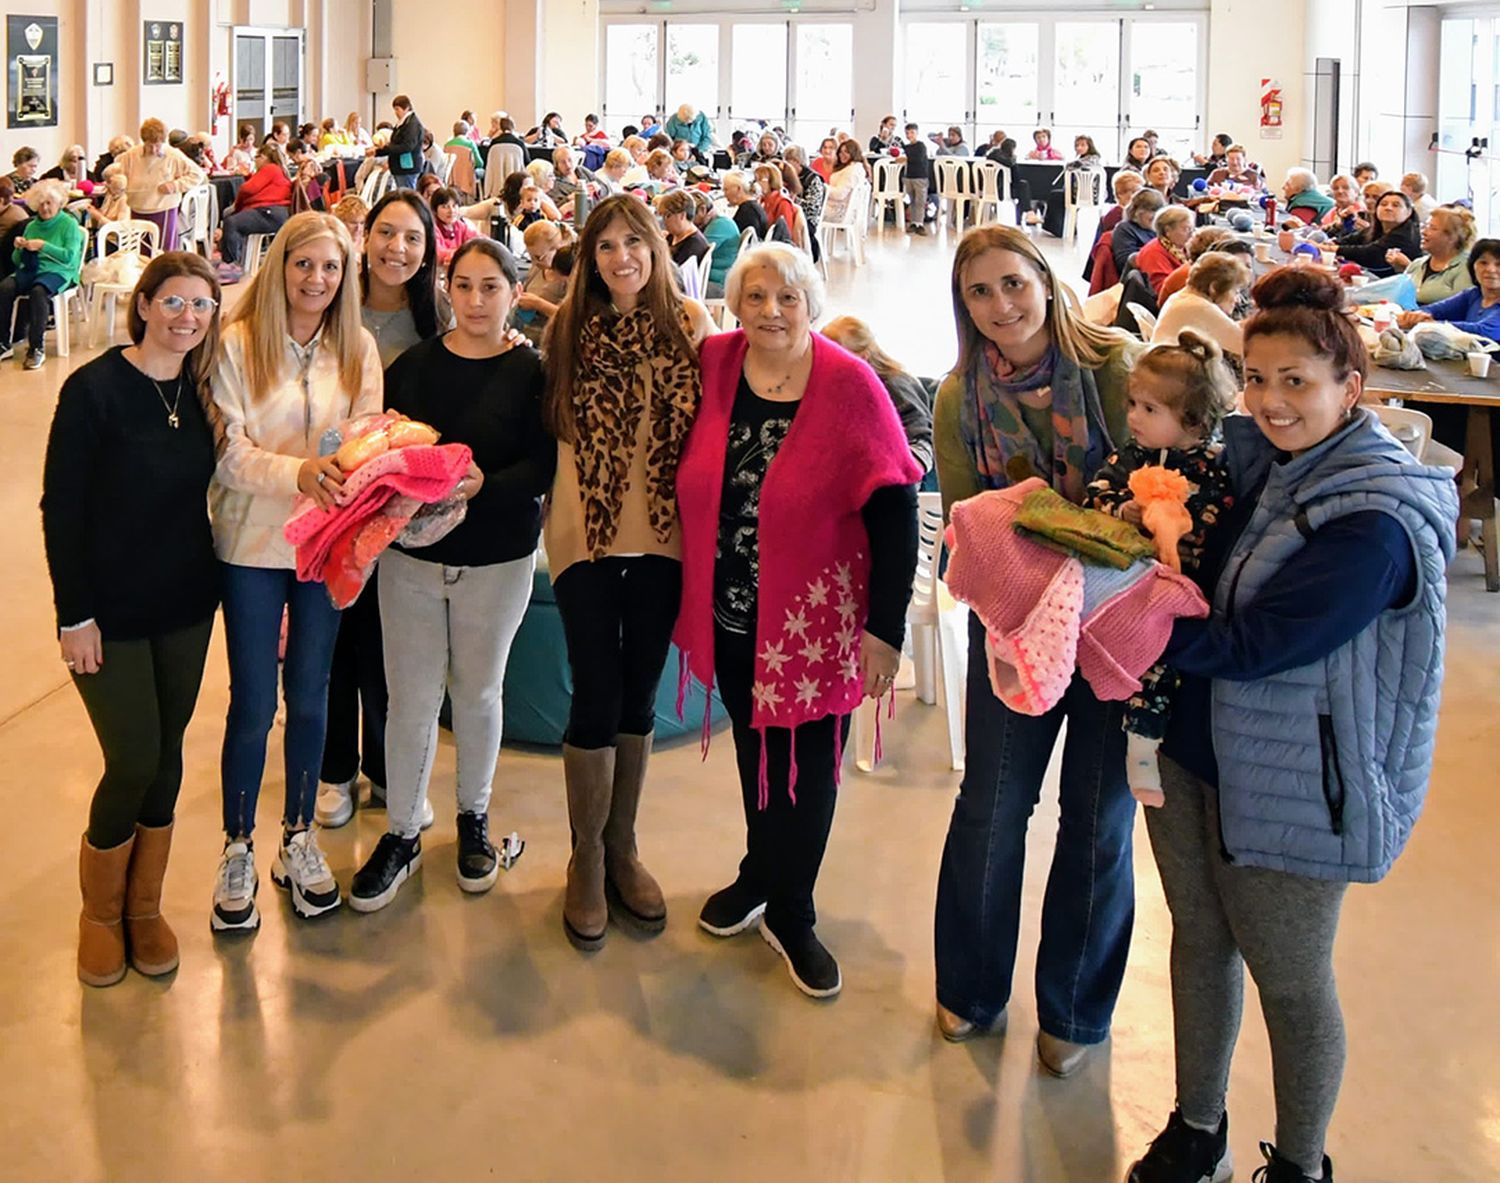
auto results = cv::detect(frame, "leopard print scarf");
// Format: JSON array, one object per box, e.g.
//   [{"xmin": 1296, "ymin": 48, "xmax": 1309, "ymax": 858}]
[{"xmin": 572, "ymin": 304, "xmax": 701, "ymax": 559}]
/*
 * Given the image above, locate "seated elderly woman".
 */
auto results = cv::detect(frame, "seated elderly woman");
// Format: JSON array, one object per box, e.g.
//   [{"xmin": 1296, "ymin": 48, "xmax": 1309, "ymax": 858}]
[
  {"xmin": 620, "ymin": 136, "xmax": 650, "ymax": 185},
  {"xmin": 656, "ymin": 188, "xmax": 711, "ymax": 269},
  {"xmin": 722, "ymin": 170, "xmax": 770, "ymax": 239},
  {"xmin": 1332, "ymin": 189, "xmax": 1420, "ymax": 277},
  {"xmin": 1386, "ymin": 204, "xmax": 1477, "ymax": 305},
  {"xmin": 1113, "ymin": 188, "xmax": 1168, "ymax": 273},
  {"xmin": 673, "ymin": 242, "xmax": 920, "ymax": 999},
  {"xmin": 693, "ymin": 190, "xmax": 740, "ymax": 293},
  {"xmin": 1206, "ymin": 144, "xmax": 1262, "ymax": 189},
  {"xmin": 1157, "ymin": 225, "xmax": 1233, "ymax": 304},
  {"xmin": 1134, "ymin": 204, "xmax": 1196, "ymax": 297},
  {"xmin": 1142, "ymin": 155, "xmax": 1181, "ymax": 200},
  {"xmin": 0, "ymin": 179, "xmax": 85, "ymax": 368},
  {"xmin": 645, "ymin": 148, "xmax": 678, "ymax": 187},
  {"xmin": 41, "ymin": 145, "xmax": 90, "ymax": 187},
  {"xmin": 594, "ymin": 148, "xmax": 632, "ymax": 196},
  {"xmin": 1281, "ymin": 167, "xmax": 1334, "ymax": 225},
  {"xmin": 1318, "ymin": 173, "xmax": 1364, "ymax": 237},
  {"xmin": 738, "ymin": 132, "xmax": 781, "ymax": 170},
  {"xmin": 782, "ymin": 145, "xmax": 825, "ymax": 241},
  {"xmin": 1397, "ymin": 237, "xmax": 1500, "ymax": 336},
  {"xmin": 1152, "ymin": 251, "xmax": 1251, "ymax": 358},
  {"xmin": 755, "ymin": 163, "xmax": 806, "ymax": 246}
]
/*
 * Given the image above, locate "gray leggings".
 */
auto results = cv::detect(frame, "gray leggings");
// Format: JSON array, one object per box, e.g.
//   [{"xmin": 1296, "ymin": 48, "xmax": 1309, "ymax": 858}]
[{"xmin": 1145, "ymin": 757, "xmax": 1348, "ymax": 1174}]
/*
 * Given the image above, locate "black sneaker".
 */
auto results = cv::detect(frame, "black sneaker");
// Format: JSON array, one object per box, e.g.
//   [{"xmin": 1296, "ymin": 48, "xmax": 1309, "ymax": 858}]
[
  {"xmin": 1128, "ymin": 1110, "xmax": 1232, "ymax": 1183},
  {"xmin": 759, "ymin": 915, "xmax": 841, "ymax": 998},
  {"xmin": 348, "ymin": 833, "xmax": 421, "ymax": 913},
  {"xmin": 698, "ymin": 879, "xmax": 767, "ymax": 937},
  {"xmin": 1252, "ymin": 1142, "xmax": 1332, "ymax": 1183},
  {"xmin": 456, "ymin": 811, "xmax": 498, "ymax": 893}
]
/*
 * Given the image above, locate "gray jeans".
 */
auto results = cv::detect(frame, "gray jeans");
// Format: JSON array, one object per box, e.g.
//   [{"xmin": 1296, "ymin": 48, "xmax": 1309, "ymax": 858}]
[
  {"xmin": 904, "ymin": 178, "xmax": 929, "ymax": 226},
  {"xmin": 1145, "ymin": 756, "xmax": 1348, "ymax": 1174},
  {"xmin": 379, "ymin": 548, "xmax": 535, "ymax": 838}
]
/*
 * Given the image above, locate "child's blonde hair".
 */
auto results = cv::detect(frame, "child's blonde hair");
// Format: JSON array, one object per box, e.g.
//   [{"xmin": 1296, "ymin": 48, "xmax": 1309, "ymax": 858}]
[
  {"xmin": 524, "ymin": 218, "xmax": 570, "ymax": 259},
  {"xmin": 1131, "ymin": 329, "xmax": 1236, "ymax": 436}
]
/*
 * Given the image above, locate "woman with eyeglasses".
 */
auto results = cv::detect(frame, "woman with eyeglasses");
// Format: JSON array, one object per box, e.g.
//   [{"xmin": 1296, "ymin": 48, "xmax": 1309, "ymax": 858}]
[{"xmin": 41, "ymin": 252, "xmax": 224, "ymax": 987}]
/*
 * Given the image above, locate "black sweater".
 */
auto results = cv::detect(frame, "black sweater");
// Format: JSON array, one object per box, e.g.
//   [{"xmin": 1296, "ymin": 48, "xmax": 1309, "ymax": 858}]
[
  {"xmin": 733, "ymin": 200, "xmax": 769, "ymax": 237},
  {"xmin": 41, "ymin": 348, "xmax": 219, "ymax": 639},
  {"xmin": 376, "ymin": 111, "xmax": 426, "ymax": 174},
  {"xmin": 383, "ymin": 336, "xmax": 555, "ymax": 567},
  {"xmin": 1336, "ymin": 218, "xmax": 1421, "ymax": 277}
]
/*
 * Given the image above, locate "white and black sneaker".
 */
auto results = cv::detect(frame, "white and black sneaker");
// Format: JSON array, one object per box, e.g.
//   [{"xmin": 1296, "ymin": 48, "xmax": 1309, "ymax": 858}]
[
  {"xmin": 211, "ymin": 839, "xmax": 260, "ymax": 932},
  {"xmin": 271, "ymin": 828, "xmax": 342, "ymax": 918},
  {"xmin": 368, "ymin": 781, "xmax": 434, "ymax": 830},
  {"xmin": 23, "ymin": 347, "xmax": 44, "ymax": 371},
  {"xmin": 0, "ymin": 341, "xmax": 13, "ymax": 362},
  {"xmin": 456, "ymin": 812, "xmax": 499, "ymax": 893},
  {"xmin": 1127, "ymin": 1110, "xmax": 1233, "ymax": 1183},
  {"xmin": 314, "ymin": 778, "xmax": 357, "ymax": 828},
  {"xmin": 698, "ymin": 879, "xmax": 767, "ymax": 937},
  {"xmin": 349, "ymin": 833, "xmax": 421, "ymax": 912},
  {"xmin": 759, "ymin": 914, "xmax": 842, "ymax": 998}
]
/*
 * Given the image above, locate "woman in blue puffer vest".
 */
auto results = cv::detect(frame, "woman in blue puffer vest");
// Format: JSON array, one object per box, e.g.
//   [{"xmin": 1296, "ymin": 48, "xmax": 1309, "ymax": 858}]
[{"xmin": 1126, "ymin": 267, "xmax": 1457, "ymax": 1183}]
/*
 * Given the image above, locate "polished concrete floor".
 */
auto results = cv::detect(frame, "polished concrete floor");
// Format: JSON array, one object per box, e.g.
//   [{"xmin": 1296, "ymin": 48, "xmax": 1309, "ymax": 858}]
[{"xmin": 1, "ymin": 222, "xmax": 1498, "ymax": 1183}]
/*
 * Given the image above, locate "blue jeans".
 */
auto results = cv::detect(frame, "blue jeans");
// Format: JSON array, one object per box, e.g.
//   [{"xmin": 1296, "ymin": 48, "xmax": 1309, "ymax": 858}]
[
  {"xmin": 219, "ymin": 564, "xmax": 342, "ymax": 836},
  {"xmin": 933, "ymin": 611, "xmax": 1135, "ymax": 1044}
]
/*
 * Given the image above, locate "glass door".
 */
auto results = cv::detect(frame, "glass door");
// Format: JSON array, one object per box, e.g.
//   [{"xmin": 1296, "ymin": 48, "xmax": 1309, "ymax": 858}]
[
  {"xmin": 233, "ymin": 28, "xmax": 302, "ymax": 145},
  {"xmin": 904, "ymin": 22, "xmax": 970, "ymax": 144},
  {"xmin": 1124, "ymin": 19, "xmax": 1204, "ymax": 163},
  {"xmin": 730, "ymin": 23, "xmax": 788, "ymax": 137},
  {"xmin": 792, "ymin": 24, "xmax": 853, "ymax": 147},
  {"xmin": 665, "ymin": 24, "xmax": 720, "ymax": 130},
  {"xmin": 976, "ymin": 23, "xmax": 1040, "ymax": 150},
  {"xmin": 603, "ymin": 23, "xmax": 659, "ymax": 137},
  {"xmin": 1053, "ymin": 21, "xmax": 1121, "ymax": 161}
]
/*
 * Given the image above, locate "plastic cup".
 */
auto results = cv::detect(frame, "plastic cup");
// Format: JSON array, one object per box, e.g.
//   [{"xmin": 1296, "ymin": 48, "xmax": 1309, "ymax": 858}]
[
  {"xmin": 1468, "ymin": 351, "xmax": 1492, "ymax": 378},
  {"xmin": 1254, "ymin": 243, "xmax": 1272, "ymax": 263}
]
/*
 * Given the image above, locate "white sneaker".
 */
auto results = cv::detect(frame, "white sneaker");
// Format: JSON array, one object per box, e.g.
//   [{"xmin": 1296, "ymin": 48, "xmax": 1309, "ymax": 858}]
[
  {"xmin": 315, "ymin": 778, "xmax": 357, "ymax": 827},
  {"xmin": 211, "ymin": 840, "xmax": 260, "ymax": 932},
  {"xmin": 368, "ymin": 782, "xmax": 434, "ymax": 830},
  {"xmin": 271, "ymin": 829, "xmax": 343, "ymax": 919}
]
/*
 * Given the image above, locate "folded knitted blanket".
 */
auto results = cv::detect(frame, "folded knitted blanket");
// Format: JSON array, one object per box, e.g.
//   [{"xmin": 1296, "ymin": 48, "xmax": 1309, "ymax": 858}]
[
  {"xmin": 284, "ymin": 442, "xmax": 472, "ymax": 607},
  {"xmin": 946, "ymin": 479, "xmax": 1208, "ymax": 713},
  {"xmin": 1013, "ymin": 485, "xmax": 1157, "ymax": 569}
]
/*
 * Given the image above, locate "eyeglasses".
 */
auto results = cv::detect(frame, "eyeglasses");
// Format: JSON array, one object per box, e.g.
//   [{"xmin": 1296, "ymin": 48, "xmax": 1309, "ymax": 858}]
[{"xmin": 154, "ymin": 295, "xmax": 219, "ymax": 315}]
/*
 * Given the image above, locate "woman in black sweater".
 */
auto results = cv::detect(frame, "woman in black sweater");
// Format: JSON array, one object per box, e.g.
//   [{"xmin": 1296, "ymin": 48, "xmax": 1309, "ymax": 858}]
[
  {"xmin": 1334, "ymin": 190, "xmax": 1420, "ymax": 277},
  {"xmin": 349, "ymin": 238, "xmax": 555, "ymax": 911},
  {"xmin": 41, "ymin": 252, "xmax": 222, "ymax": 987}
]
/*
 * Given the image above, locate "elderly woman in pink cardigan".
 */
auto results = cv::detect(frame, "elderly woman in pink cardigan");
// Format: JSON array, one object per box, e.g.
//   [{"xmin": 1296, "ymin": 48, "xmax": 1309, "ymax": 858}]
[{"xmin": 673, "ymin": 243, "xmax": 921, "ymax": 1000}]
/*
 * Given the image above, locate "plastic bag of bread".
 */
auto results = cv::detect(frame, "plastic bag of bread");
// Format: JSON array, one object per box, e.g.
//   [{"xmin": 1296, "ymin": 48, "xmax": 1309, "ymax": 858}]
[{"xmin": 320, "ymin": 412, "xmax": 442, "ymax": 472}]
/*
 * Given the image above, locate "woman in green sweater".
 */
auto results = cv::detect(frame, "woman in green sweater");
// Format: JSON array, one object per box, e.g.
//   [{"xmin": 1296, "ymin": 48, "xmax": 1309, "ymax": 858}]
[
  {"xmin": 0, "ymin": 179, "xmax": 84, "ymax": 369},
  {"xmin": 931, "ymin": 224, "xmax": 1143, "ymax": 1078}
]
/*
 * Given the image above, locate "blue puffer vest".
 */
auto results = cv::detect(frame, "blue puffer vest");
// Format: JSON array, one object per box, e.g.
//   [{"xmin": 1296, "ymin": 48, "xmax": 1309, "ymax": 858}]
[{"xmin": 1211, "ymin": 410, "xmax": 1457, "ymax": 883}]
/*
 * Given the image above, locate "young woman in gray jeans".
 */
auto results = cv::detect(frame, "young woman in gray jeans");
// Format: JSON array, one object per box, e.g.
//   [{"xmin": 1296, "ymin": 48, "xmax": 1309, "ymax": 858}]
[{"xmin": 348, "ymin": 238, "xmax": 554, "ymax": 911}]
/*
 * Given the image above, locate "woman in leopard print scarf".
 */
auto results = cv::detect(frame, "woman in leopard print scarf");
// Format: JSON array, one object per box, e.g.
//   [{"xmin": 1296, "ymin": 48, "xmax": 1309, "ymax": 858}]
[{"xmin": 542, "ymin": 193, "xmax": 713, "ymax": 951}]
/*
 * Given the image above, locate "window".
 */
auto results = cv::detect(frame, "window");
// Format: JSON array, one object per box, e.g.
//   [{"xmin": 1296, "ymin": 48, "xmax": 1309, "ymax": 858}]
[
  {"xmin": 793, "ymin": 24, "xmax": 853, "ymax": 146},
  {"xmin": 665, "ymin": 24, "xmax": 719, "ymax": 126},
  {"xmin": 976, "ymin": 23, "xmax": 1039, "ymax": 147},
  {"xmin": 731, "ymin": 23, "xmax": 788, "ymax": 132},
  {"xmin": 905, "ymin": 23, "xmax": 968, "ymax": 134},
  {"xmin": 1055, "ymin": 21, "xmax": 1120, "ymax": 159},
  {"xmin": 1128, "ymin": 22, "xmax": 1201, "ymax": 161},
  {"xmin": 603, "ymin": 24, "xmax": 657, "ymax": 137}
]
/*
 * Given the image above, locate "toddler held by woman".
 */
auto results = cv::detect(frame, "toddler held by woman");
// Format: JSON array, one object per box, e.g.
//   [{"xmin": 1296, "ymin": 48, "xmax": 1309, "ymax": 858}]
[{"xmin": 1087, "ymin": 330, "xmax": 1236, "ymax": 806}]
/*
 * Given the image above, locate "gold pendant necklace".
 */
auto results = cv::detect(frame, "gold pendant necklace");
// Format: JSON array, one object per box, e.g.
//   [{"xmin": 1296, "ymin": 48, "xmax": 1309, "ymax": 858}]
[{"xmin": 149, "ymin": 375, "xmax": 183, "ymax": 429}]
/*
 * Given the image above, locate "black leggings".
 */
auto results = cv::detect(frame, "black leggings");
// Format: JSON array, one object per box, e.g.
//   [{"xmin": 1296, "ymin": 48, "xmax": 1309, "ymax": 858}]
[
  {"xmin": 0, "ymin": 275, "xmax": 55, "ymax": 350},
  {"xmin": 552, "ymin": 555, "xmax": 681, "ymax": 750},
  {"xmin": 321, "ymin": 568, "xmax": 387, "ymax": 788},
  {"xmin": 715, "ymin": 626, "xmax": 849, "ymax": 933},
  {"xmin": 73, "ymin": 618, "xmax": 214, "ymax": 848}
]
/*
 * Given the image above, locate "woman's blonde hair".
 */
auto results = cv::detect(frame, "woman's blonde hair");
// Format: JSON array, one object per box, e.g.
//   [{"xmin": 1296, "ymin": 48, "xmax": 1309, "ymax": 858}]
[
  {"xmin": 645, "ymin": 149, "xmax": 674, "ymax": 178},
  {"xmin": 950, "ymin": 225, "xmax": 1130, "ymax": 374},
  {"xmin": 226, "ymin": 212, "xmax": 365, "ymax": 403},
  {"xmin": 1153, "ymin": 205, "xmax": 1193, "ymax": 238},
  {"xmin": 604, "ymin": 148, "xmax": 631, "ymax": 171},
  {"xmin": 754, "ymin": 163, "xmax": 784, "ymax": 193},
  {"xmin": 525, "ymin": 159, "xmax": 555, "ymax": 188},
  {"xmin": 822, "ymin": 315, "xmax": 909, "ymax": 380},
  {"xmin": 523, "ymin": 218, "xmax": 567, "ymax": 256},
  {"xmin": 1132, "ymin": 329, "xmax": 1236, "ymax": 433},
  {"xmin": 1429, "ymin": 205, "xmax": 1478, "ymax": 254},
  {"xmin": 1186, "ymin": 251, "xmax": 1250, "ymax": 304},
  {"xmin": 655, "ymin": 189, "xmax": 696, "ymax": 220}
]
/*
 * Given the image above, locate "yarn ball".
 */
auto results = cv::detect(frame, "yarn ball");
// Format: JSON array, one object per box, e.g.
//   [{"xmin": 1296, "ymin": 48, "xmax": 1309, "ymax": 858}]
[
  {"xmin": 1228, "ymin": 210, "xmax": 1254, "ymax": 231},
  {"xmin": 1128, "ymin": 465, "xmax": 1192, "ymax": 507},
  {"xmin": 890, "ymin": 146, "xmax": 902, "ymax": 157},
  {"xmin": 1292, "ymin": 242, "xmax": 1321, "ymax": 259},
  {"xmin": 1191, "ymin": 178, "xmax": 1207, "ymax": 192},
  {"xmin": 1305, "ymin": 228, "xmax": 1329, "ymax": 244},
  {"xmin": 1338, "ymin": 262, "xmax": 1364, "ymax": 279}
]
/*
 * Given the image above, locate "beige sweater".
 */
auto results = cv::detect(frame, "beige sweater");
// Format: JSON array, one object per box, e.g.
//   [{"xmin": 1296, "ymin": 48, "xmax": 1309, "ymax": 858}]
[
  {"xmin": 116, "ymin": 144, "xmax": 206, "ymax": 213},
  {"xmin": 208, "ymin": 320, "xmax": 384, "ymax": 569}
]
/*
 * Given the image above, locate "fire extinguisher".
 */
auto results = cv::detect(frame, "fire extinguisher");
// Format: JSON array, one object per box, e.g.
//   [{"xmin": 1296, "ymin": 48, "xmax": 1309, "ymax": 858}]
[{"xmin": 211, "ymin": 73, "xmax": 230, "ymax": 136}]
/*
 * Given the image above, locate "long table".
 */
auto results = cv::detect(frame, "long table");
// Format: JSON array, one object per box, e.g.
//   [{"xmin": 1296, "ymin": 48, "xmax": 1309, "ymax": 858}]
[{"xmin": 1365, "ymin": 359, "xmax": 1499, "ymax": 591}]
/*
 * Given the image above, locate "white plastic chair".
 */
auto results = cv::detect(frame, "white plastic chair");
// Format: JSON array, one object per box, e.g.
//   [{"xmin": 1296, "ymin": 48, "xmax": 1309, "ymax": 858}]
[
  {"xmin": 9, "ymin": 285, "xmax": 81, "ymax": 358},
  {"xmin": 1374, "ymin": 404, "xmax": 1433, "ymax": 460},
  {"xmin": 177, "ymin": 185, "xmax": 213, "ymax": 257},
  {"xmin": 817, "ymin": 182, "xmax": 870, "ymax": 266},
  {"xmin": 738, "ymin": 224, "xmax": 761, "ymax": 254},
  {"xmin": 88, "ymin": 220, "xmax": 161, "ymax": 346},
  {"xmin": 484, "ymin": 142, "xmax": 526, "ymax": 199},
  {"xmin": 851, "ymin": 492, "xmax": 967, "ymax": 773},
  {"xmin": 244, "ymin": 232, "xmax": 275, "ymax": 277},
  {"xmin": 1063, "ymin": 165, "xmax": 1107, "ymax": 240},
  {"xmin": 359, "ymin": 167, "xmax": 395, "ymax": 207},
  {"xmin": 1126, "ymin": 302, "xmax": 1158, "ymax": 340},
  {"xmin": 678, "ymin": 251, "xmax": 711, "ymax": 300},
  {"xmin": 972, "ymin": 160, "xmax": 1013, "ymax": 226},
  {"xmin": 870, "ymin": 157, "xmax": 906, "ymax": 227},
  {"xmin": 934, "ymin": 157, "xmax": 975, "ymax": 231}
]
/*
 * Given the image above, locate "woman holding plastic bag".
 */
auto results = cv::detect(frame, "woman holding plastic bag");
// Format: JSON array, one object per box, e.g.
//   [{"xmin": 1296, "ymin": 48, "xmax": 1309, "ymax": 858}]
[
  {"xmin": 347, "ymin": 240, "xmax": 553, "ymax": 911},
  {"xmin": 206, "ymin": 211, "xmax": 382, "ymax": 931}
]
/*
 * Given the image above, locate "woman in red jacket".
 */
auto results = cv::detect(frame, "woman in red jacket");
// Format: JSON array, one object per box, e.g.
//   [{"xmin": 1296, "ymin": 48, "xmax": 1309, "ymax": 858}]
[
  {"xmin": 220, "ymin": 146, "xmax": 292, "ymax": 266},
  {"xmin": 1133, "ymin": 204, "xmax": 1195, "ymax": 299},
  {"xmin": 755, "ymin": 163, "xmax": 806, "ymax": 246}
]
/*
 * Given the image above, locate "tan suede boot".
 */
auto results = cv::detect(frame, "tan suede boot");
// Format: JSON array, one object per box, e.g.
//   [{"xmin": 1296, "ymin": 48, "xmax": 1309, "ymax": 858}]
[
  {"xmin": 604, "ymin": 732, "xmax": 667, "ymax": 933},
  {"xmin": 78, "ymin": 834, "xmax": 133, "ymax": 987},
  {"xmin": 125, "ymin": 821, "xmax": 180, "ymax": 976},
  {"xmin": 563, "ymin": 744, "xmax": 614, "ymax": 951}
]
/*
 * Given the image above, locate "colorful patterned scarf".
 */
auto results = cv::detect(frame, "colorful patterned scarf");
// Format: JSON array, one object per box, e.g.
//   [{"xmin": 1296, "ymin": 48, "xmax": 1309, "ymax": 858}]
[
  {"xmin": 959, "ymin": 342, "xmax": 1113, "ymax": 504},
  {"xmin": 572, "ymin": 304, "xmax": 701, "ymax": 559}
]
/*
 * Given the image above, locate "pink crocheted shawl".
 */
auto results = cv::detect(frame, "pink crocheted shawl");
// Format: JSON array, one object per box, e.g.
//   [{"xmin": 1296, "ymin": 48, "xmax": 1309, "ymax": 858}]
[{"xmin": 674, "ymin": 330, "xmax": 922, "ymax": 801}]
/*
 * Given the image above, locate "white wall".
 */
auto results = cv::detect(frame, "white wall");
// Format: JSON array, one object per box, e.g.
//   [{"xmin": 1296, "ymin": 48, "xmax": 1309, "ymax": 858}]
[
  {"xmin": 388, "ymin": 0, "xmax": 506, "ymax": 138},
  {"xmin": 1206, "ymin": 0, "xmax": 1307, "ymax": 184}
]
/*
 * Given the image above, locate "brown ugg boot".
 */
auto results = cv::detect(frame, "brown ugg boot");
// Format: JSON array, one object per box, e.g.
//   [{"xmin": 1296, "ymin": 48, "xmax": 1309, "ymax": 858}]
[
  {"xmin": 78, "ymin": 834, "xmax": 134, "ymax": 987},
  {"xmin": 603, "ymin": 732, "xmax": 667, "ymax": 932},
  {"xmin": 562, "ymin": 744, "xmax": 615, "ymax": 951},
  {"xmin": 125, "ymin": 821, "xmax": 180, "ymax": 976}
]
